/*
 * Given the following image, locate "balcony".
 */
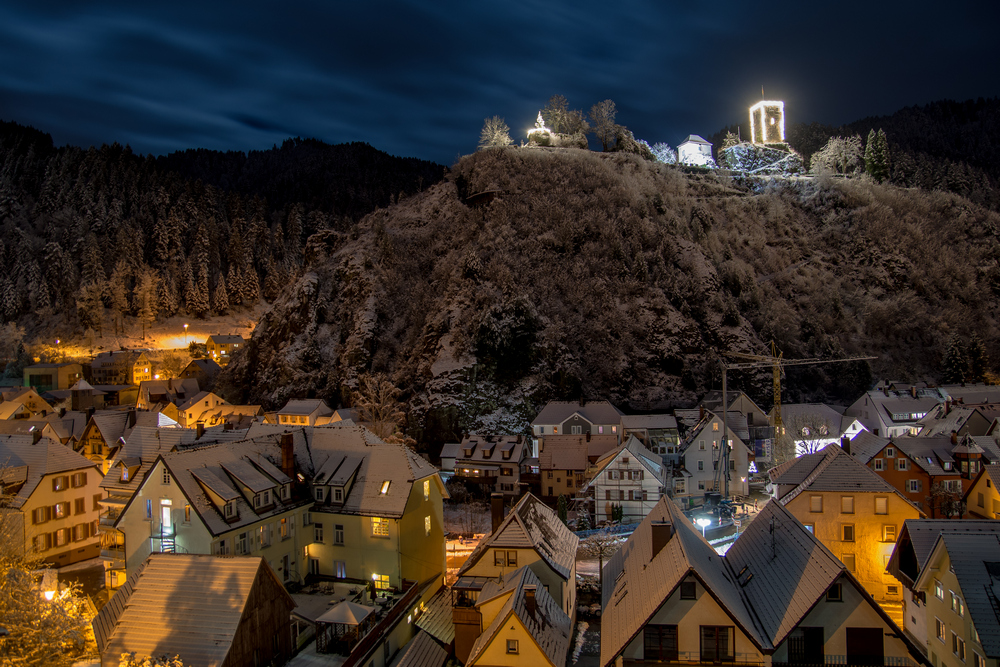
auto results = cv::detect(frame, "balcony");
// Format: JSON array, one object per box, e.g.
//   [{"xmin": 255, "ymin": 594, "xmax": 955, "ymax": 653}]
[{"xmin": 100, "ymin": 544, "xmax": 125, "ymax": 562}]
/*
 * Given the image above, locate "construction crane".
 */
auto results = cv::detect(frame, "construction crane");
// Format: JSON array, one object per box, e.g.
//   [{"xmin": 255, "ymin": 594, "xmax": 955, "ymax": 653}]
[{"xmin": 712, "ymin": 344, "xmax": 876, "ymax": 499}]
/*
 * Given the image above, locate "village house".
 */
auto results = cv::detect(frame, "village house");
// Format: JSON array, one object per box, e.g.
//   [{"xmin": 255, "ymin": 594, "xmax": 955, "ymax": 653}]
[
  {"xmin": 675, "ymin": 409, "xmax": 752, "ymax": 499},
  {"xmin": 277, "ymin": 398, "xmax": 334, "ymax": 426},
  {"xmin": 92, "ymin": 553, "xmax": 296, "ymax": 667},
  {"xmin": 91, "ymin": 350, "xmax": 153, "ymax": 386},
  {"xmin": 849, "ymin": 432, "xmax": 1000, "ymax": 516},
  {"xmin": 677, "ymin": 134, "xmax": 714, "ymax": 166},
  {"xmin": 600, "ymin": 496, "xmax": 926, "ymax": 667},
  {"xmin": 580, "ymin": 435, "xmax": 665, "ymax": 525},
  {"xmin": 0, "ymin": 434, "xmax": 103, "ymax": 568},
  {"xmin": 78, "ymin": 411, "xmax": 137, "ymax": 473},
  {"xmin": 963, "ymin": 464, "xmax": 1000, "ymax": 519},
  {"xmin": 179, "ymin": 357, "xmax": 222, "ymax": 387},
  {"xmin": 23, "ymin": 362, "xmax": 83, "ymax": 393},
  {"xmin": 449, "ymin": 434, "xmax": 528, "ymax": 496},
  {"xmin": 846, "ymin": 382, "xmax": 944, "ymax": 438},
  {"xmin": 44, "ymin": 379, "xmax": 107, "ymax": 413},
  {"xmin": 917, "ymin": 402, "xmax": 995, "ymax": 438},
  {"xmin": 98, "ymin": 424, "xmax": 250, "ymax": 589},
  {"xmin": 176, "ymin": 390, "xmax": 227, "ymax": 426},
  {"xmin": 535, "ymin": 433, "xmax": 618, "ymax": 501},
  {"xmin": 463, "ymin": 564, "xmax": 572, "ymax": 667},
  {"xmin": 453, "ymin": 492, "xmax": 578, "ymax": 663},
  {"xmin": 531, "ymin": 399, "xmax": 623, "ymax": 439},
  {"xmin": 769, "ymin": 443, "xmax": 925, "ymax": 624},
  {"xmin": 1, "ymin": 386, "xmax": 55, "ymax": 418},
  {"xmin": 620, "ymin": 413, "xmax": 680, "ymax": 457},
  {"xmin": 886, "ymin": 520, "xmax": 1000, "ymax": 667},
  {"xmin": 206, "ymin": 333, "xmax": 245, "ymax": 366},
  {"xmin": 773, "ymin": 402, "xmax": 867, "ymax": 456}
]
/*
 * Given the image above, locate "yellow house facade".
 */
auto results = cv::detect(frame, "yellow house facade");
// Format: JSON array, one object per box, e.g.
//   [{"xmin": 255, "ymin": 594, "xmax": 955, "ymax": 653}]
[
  {"xmin": 772, "ymin": 445, "xmax": 924, "ymax": 625},
  {"xmin": 963, "ymin": 464, "xmax": 1000, "ymax": 519}
]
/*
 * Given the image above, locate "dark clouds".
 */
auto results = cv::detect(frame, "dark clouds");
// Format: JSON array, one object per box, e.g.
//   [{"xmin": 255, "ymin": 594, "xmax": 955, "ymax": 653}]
[{"xmin": 0, "ymin": 1, "xmax": 997, "ymax": 164}]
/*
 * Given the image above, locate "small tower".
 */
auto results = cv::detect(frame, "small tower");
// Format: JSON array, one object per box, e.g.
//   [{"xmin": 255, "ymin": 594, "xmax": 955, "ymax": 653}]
[{"xmin": 749, "ymin": 101, "xmax": 785, "ymax": 144}]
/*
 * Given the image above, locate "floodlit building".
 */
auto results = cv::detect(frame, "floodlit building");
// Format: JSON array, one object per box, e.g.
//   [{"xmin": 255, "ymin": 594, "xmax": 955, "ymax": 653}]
[
  {"xmin": 91, "ymin": 350, "xmax": 153, "ymax": 386},
  {"xmin": 581, "ymin": 435, "xmax": 665, "ymax": 525},
  {"xmin": 963, "ymin": 464, "xmax": 1000, "ymax": 519},
  {"xmin": 205, "ymin": 334, "xmax": 245, "ymax": 366},
  {"xmin": 677, "ymin": 135, "xmax": 714, "ymax": 166},
  {"xmin": 23, "ymin": 362, "xmax": 83, "ymax": 393},
  {"xmin": 770, "ymin": 444, "xmax": 925, "ymax": 624},
  {"xmin": 750, "ymin": 100, "xmax": 786, "ymax": 144}
]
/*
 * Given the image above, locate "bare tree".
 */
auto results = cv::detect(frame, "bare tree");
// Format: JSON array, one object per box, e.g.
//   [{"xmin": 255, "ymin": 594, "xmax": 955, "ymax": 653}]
[
  {"xmin": 926, "ymin": 482, "xmax": 965, "ymax": 519},
  {"xmin": 578, "ymin": 527, "xmax": 623, "ymax": 593},
  {"xmin": 478, "ymin": 116, "xmax": 512, "ymax": 150},
  {"xmin": 119, "ymin": 654, "xmax": 185, "ymax": 667},
  {"xmin": 810, "ymin": 136, "xmax": 864, "ymax": 176},
  {"xmin": 589, "ymin": 99, "xmax": 618, "ymax": 151},
  {"xmin": 542, "ymin": 94, "xmax": 570, "ymax": 133},
  {"xmin": 354, "ymin": 373, "xmax": 405, "ymax": 440},
  {"xmin": 783, "ymin": 411, "xmax": 836, "ymax": 456}
]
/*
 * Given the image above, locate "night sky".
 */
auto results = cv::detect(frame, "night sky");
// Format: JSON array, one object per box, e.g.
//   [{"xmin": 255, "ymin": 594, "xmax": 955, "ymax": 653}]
[{"xmin": 1, "ymin": 1, "xmax": 996, "ymax": 165}]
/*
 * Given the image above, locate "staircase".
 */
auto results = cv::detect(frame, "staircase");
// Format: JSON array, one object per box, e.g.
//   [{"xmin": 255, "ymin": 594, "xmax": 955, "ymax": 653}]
[{"xmin": 159, "ymin": 526, "xmax": 176, "ymax": 553}]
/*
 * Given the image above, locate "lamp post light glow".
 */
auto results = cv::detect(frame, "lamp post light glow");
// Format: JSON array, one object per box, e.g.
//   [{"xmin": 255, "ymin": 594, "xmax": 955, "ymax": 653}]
[
  {"xmin": 184, "ymin": 323, "xmax": 189, "ymax": 346},
  {"xmin": 696, "ymin": 517, "xmax": 711, "ymax": 537}
]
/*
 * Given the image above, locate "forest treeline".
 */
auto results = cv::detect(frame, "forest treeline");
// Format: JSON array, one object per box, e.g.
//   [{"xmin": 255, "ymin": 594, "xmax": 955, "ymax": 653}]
[
  {"xmin": 0, "ymin": 121, "xmax": 442, "ymax": 333},
  {"xmin": 709, "ymin": 98, "xmax": 1000, "ymax": 210}
]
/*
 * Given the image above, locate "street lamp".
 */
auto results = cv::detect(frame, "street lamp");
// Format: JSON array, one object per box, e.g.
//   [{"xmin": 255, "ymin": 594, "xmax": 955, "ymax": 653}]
[
  {"xmin": 184, "ymin": 324, "xmax": 189, "ymax": 346},
  {"xmin": 696, "ymin": 517, "xmax": 711, "ymax": 538}
]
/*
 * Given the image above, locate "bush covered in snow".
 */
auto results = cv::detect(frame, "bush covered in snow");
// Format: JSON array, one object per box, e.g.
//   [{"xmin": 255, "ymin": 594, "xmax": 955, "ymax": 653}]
[
  {"xmin": 718, "ymin": 142, "xmax": 804, "ymax": 176},
  {"xmin": 650, "ymin": 142, "xmax": 677, "ymax": 164}
]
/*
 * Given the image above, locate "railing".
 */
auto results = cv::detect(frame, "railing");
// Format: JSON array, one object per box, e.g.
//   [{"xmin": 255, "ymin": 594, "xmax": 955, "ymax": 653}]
[
  {"xmin": 772, "ymin": 658, "xmax": 916, "ymax": 667},
  {"xmin": 100, "ymin": 545, "xmax": 125, "ymax": 561},
  {"xmin": 624, "ymin": 651, "xmax": 764, "ymax": 666},
  {"xmin": 341, "ymin": 583, "xmax": 421, "ymax": 667}
]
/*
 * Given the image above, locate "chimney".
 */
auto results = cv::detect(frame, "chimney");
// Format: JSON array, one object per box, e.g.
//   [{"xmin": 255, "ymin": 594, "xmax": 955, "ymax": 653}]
[
  {"xmin": 491, "ymin": 493, "xmax": 505, "ymax": 533},
  {"xmin": 586, "ymin": 431, "xmax": 591, "ymax": 442},
  {"xmin": 951, "ymin": 431, "xmax": 958, "ymax": 445},
  {"xmin": 651, "ymin": 521, "xmax": 673, "ymax": 559},
  {"xmin": 281, "ymin": 433, "xmax": 295, "ymax": 479},
  {"xmin": 945, "ymin": 399, "xmax": 952, "ymax": 415},
  {"xmin": 910, "ymin": 386, "xmax": 917, "ymax": 398},
  {"xmin": 453, "ymin": 606, "xmax": 483, "ymax": 665},
  {"xmin": 59, "ymin": 408, "xmax": 66, "ymax": 418},
  {"xmin": 32, "ymin": 429, "xmax": 42, "ymax": 445},
  {"xmin": 196, "ymin": 422, "xmax": 205, "ymax": 439},
  {"xmin": 128, "ymin": 408, "xmax": 137, "ymax": 429},
  {"xmin": 699, "ymin": 405, "xmax": 705, "ymax": 421},
  {"xmin": 87, "ymin": 406, "xmax": 95, "ymax": 419},
  {"xmin": 41, "ymin": 409, "xmax": 46, "ymax": 417},
  {"xmin": 841, "ymin": 435, "xmax": 851, "ymax": 455},
  {"xmin": 524, "ymin": 585, "xmax": 537, "ymax": 618}
]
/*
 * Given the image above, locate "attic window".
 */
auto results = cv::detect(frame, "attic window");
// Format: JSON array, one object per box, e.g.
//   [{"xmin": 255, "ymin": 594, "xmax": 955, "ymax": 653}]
[
  {"xmin": 334, "ymin": 488, "xmax": 343, "ymax": 502},
  {"xmin": 380, "ymin": 481, "xmax": 391, "ymax": 495},
  {"xmin": 121, "ymin": 468, "xmax": 129, "ymax": 482}
]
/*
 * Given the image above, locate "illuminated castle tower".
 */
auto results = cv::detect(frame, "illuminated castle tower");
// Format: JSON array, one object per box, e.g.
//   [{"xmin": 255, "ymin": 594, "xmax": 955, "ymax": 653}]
[{"xmin": 749, "ymin": 100, "xmax": 785, "ymax": 144}]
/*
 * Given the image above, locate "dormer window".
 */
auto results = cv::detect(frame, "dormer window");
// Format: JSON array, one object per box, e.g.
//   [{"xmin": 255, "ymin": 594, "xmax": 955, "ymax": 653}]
[
  {"xmin": 334, "ymin": 488, "xmax": 343, "ymax": 502},
  {"xmin": 502, "ymin": 450, "xmax": 511, "ymax": 460},
  {"xmin": 121, "ymin": 468, "xmax": 130, "ymax": 482},
  {"xmin": 380, "ymin": 481, "xmax": 391, "ymax": 495},
  {"xmin": 944, "ymin": 462, "xmax": 953, "ymax": 471},
  {"xmin": 315, "ymin": 487, "xmax": 325, "ymax": 501},
  {"xmin": 224, "ymin": 501, "xmax": 236, "ymax": 519},
  {"xmin": 254, "ymin": 489, "xmax": 272, "ymax": 508},
  {"xmin": 280, "ymin": 484, "xmax": 290, "ymax": 500},
  {"xmin": 464, "ymin": 448, "xmax": 473, "ymax": 457}
]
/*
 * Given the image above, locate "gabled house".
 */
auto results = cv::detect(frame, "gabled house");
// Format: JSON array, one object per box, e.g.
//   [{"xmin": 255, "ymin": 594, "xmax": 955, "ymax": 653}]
[
  {"xmin": 580, "ymin": 435, "xmax": 665, "ymax": 525},
  {"xmin": 23, "ymin": 362, "xmax": 83, "ymax": 393},
  {"xmin": 773, "ymin": 402, "xmax": 867, "ymax": 456},
  {"xmin": 0, "ymin": 434, "xmax": 103, "ymax": 568},
  {"xmin": 917, "ymin": 402, "xmax": 995, "ymax": 438},
  {"xmin": 846, "ymin": 383, "xmax": 945, "ymax": 438},
  {"xmin": 177, "ymin": 390, "xmax": 227, "ymax": 427},
  {"xmin": 464, "ymin": 565, "xmax": 572, "ymax": 667},
  {"xmin": 531, "ymin": 400, "xmax": 623, "ymax": 439},
  {"xmin": 675, "ymin": 409, "xmax": 752, "ymax": 498},
  {"xmin": 179, "ymin": 358, "xmax": 222, "ymax": 388},
  {"xmin": 1, "ymin": 386, "xmax": 55, "ymax": 418},
  {"xmin": 600, "ymin": 496, "xmax": 927, "ymax": 667},
  {"xmin": 91, "ymin": 350, "xmax": 152, "ymax": 386},
  {"xmin": 451, "ymin": 434, "xmax": 528, "ymax": 495},
  {"xmin": 770, "ymin": 443, "xmax": 925, "ymax": 623},
  {"xmin": 277, "ymin": 398, "xmax": 334, "ymax": 426},
  {"xmin": 98, "ymin": 424, "xmax": 250, "ymax": 588},
  {"xmin": 677, "ymin": 134, "xmax": 714, "ymax": 166},
  {"xmin": 454, "ymin": 492, "xmax": 578, "ymax": 658},
  {"xmin": 92, "ymin": 553, "xmax": 296, "ymax": 667},
  {"xmin": 535, "ymin": 433, "xmax": 618, "ymax": 501},
  {"xmin": 620, "ymin": 413, "xmax": 680, "ymax": 457},
  {"xmin": 206, "ymin": 334, "xmax": 245, "ymax": 366},
  {"xmin": 887, "ymin": 520, "xmax": 1000, "ymax": 667},
  {"xmin": 78, "ymin": 411, "xmax": 136, "ymax": 473},
  {"xmin": 854, "ymin": 433, "xmax": 1000, "ymax": 516},
  {"xmin": 963, "ymin": 464, "xmax": 1000, "ymax": 519}
]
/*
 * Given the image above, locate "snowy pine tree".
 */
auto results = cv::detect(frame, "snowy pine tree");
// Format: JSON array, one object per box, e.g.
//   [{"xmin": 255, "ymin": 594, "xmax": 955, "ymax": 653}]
[
  {"xmin": 212, "ymin": 275, "xmax": 230, "ymax": 315},
  {"xmin": 942, "ymin": 335, "xmax": 968, "ymax": 383}
]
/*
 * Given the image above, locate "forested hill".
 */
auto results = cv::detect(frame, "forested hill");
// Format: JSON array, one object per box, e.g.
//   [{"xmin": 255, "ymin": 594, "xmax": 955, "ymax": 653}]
[
  {"xmin": 220, "ymin": 147, "xmax": 1000, "ymax": 448},
  {"xmin": 0, "ymin": 120, "xmax": 443, "ymax": 331},
  {"xmin": 710, "ymin": 98, "xmax": 1000, "ymax": 210}
]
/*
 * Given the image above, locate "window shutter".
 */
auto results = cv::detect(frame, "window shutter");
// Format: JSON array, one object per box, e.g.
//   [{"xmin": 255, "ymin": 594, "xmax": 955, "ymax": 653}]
[
  {"xmin": 45, "ymin": 506, "xmax": 53, "ymax": 521},
  {"xmin": 45, "ymin": 533, "xmax": 53, "ymax": 549}
]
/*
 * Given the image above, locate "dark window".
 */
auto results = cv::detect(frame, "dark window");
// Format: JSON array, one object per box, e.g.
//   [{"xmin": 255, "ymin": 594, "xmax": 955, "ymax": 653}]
[
  {"xmin": 645, "ymin": 625, "xmax": 678, "ymax": 661},
  {"xmin": 827, "ymin": 583, "xmax": 843, "ymax": 601},
  {"xmin": 700, "ymin": 626, "xmax": 735, "ymax": 663},
  {"xmin": 846, "ymin": 627, "xmax": 884, "ymax": 666},
  {"xmin": 788, "ymin": 627, "xmax": 824, "ymax": 664},
  {"xmin": 680, "ymin": 581, "xmax": 696, "ymax": 599}
]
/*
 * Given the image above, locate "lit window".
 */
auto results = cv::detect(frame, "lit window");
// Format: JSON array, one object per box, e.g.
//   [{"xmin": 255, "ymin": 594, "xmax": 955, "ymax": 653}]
[
  {"xmin": 884, "ymin": 525, "xmax": 897, "ymax": 542},
  {"xmin": 380, "ymin": 481, "xmax": 390, "ymax": 495},
  {"xmin": 373, "ymin": 573, "xmax": 389, "ymax": 590},
  {"xmin": 423, "ymin": 480, "xmax": 430, "ymax": 501},
  {"xmin": 952, "ymin": 592, "xmax": 965, "ymax": 617},
  {"xmin": 953, "ymin": 632, "xmax": 966, "ymax": 661},
  {"xmin": 424, "ymin": 515, "xmax": 431, "ymax": 536},
  {"xmin": 804, "ymin": 524, "xmax": 814, "ymax": 533},
  {"xmin": 372, "ymin": 517, "xmax": 389, "ymax": 537},
  {"xmin": 936, "ymin": 618, "xmax": 946, "ymax": 642},
  {"xmin": 935, "ymin": 580, "xmax": 944, "ymax": 600}
]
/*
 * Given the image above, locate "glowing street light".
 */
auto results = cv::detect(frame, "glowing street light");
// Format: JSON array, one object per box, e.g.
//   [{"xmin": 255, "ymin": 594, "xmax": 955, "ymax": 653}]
[
  {"xmin": 696, "ymin": 517, "xmax": 711, "ymax": 537},
  {"xmin": 183, "ymin": 324, "xmax": 189, "ymax": 346}
]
